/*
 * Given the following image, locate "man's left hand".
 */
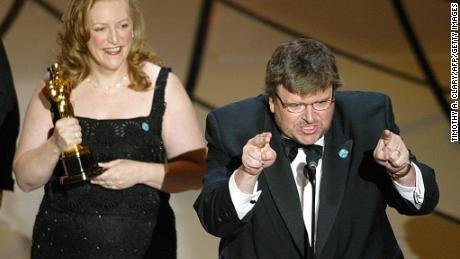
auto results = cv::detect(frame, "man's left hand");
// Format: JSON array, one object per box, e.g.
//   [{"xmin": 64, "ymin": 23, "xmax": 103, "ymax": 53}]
[{"xmin": 373, "ymin": 129, "xmax": 415, "ymax": 186}]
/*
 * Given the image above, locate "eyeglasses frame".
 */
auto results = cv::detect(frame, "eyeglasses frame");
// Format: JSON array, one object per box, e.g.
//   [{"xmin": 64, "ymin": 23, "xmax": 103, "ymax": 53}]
[{"xmin": 274, "ymin": 90, "xmax": 335, "ymax": 113}]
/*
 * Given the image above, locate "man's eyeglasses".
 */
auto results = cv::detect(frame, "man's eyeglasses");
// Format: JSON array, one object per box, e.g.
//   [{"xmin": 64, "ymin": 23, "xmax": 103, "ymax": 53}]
[{"xmin": 274, "ymin": 91, "xmax": 335, "ymax": 113}]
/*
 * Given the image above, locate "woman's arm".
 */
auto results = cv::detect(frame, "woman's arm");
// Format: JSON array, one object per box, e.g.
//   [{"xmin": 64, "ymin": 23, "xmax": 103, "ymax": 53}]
[
  {"xmin": 151, "ymin": 72, "xmax": 206, "ymax": 192},
  {"xmin": 13, "ymin": 83, "xmax": 82, "ymax": 192}
]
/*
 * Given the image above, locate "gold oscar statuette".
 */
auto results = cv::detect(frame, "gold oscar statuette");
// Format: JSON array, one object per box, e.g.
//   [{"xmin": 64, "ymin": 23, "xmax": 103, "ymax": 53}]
[{"xmin": 48, "ymin": 63, "xmax": 102, "ymax": 184}]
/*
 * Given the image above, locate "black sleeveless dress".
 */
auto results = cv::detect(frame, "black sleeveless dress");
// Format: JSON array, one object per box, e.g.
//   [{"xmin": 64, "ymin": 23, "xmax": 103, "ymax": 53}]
[{"xmin": 31, "ymin": 67, "xmax": 176, "ymax": 259}]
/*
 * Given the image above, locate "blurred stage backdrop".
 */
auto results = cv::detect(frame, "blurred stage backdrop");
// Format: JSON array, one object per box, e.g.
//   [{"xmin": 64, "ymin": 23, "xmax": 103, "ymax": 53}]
[{"xmin": 1, "ymin": 1, "xmax": 459, "ymax": 258}]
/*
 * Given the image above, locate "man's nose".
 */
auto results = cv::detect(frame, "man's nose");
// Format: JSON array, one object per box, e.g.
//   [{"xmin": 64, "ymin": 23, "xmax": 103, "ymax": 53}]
[{"xmin": 302, "ymin": 105, "xmax": 315, "ymax": 123}]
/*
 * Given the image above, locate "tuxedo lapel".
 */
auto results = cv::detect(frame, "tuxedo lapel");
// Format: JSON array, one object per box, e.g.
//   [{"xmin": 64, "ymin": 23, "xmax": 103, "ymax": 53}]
[
  {"xmin": 261, "ymin": 109, "xmax": 306, "ymax": 256},
  {"xmin": 315, "ymin": 112, "xmax": 353, "ymax": 257}
]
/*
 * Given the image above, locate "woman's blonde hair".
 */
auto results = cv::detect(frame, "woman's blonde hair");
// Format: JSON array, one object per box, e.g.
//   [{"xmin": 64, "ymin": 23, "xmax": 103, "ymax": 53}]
[{"xmin": 57, "ymin": 0, "xmax": 162, "ymax": 91}]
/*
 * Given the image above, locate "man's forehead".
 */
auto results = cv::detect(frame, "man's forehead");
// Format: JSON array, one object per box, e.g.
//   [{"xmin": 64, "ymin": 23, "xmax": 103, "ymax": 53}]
[{"xmin": 278, "ymin": 85, "xmax": 333, "ymax": 98}]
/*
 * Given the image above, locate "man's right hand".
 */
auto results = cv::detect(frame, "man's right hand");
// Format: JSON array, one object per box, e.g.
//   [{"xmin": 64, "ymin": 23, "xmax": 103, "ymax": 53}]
[
  {"xmin": 235, "ymin": 132, "xmax": 277, "ymax": 194},
  {"xmin": 241, "ymin": 132, "xmax": 276, "ymax": 175}
]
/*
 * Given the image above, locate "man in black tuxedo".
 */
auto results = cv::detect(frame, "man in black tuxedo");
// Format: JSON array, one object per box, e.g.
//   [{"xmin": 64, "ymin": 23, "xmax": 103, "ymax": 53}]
[
  {"xmin": 194, "ymin": 38, "xmax": 439, "ymax": 258},
  {"xmin": 0, "ymin": 39, "xmax": 19, "ymax": 206}
]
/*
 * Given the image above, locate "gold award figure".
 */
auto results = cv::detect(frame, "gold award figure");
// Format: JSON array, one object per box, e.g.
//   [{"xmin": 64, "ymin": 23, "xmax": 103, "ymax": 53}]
[{"xmin": 48, "ymin": 63, "xmax": 102, "ymax": 184}]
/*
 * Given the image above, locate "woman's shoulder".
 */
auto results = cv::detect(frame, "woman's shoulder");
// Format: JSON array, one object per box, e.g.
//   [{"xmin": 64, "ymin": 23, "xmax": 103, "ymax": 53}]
[
  {"xmin": 142, "ymin": 62, "xmax": 178, "ymax": 86},
  {"xmin": 142, "ymin": 62, "xmax": 162, "ymax": 78}
]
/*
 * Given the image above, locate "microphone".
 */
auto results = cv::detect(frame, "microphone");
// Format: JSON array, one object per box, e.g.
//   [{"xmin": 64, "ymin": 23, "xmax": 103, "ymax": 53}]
[
  {"xmin": 302, "ymin": 145, "xmax": 322, "ymax": 259},
  {"xmin": 307, "ymin": 161, "xmax": 317, "ymax": 171},
  {"xmin": 303, "ymin": 147, "xmax": 322, "ymax": 181},
  {"xmin": 305, "ymin": 161, "xmax": 317, "ymax": 186}
]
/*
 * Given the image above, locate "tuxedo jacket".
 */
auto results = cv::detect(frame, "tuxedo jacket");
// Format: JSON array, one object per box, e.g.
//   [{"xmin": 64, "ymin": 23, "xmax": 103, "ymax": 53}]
[
  {"xmin": 0, "ymin": 40, "xmax": 19, "ymax": 190},
  {"xmin": 194, "ymin": 91, "xmax": 439, "ymax": 259}
]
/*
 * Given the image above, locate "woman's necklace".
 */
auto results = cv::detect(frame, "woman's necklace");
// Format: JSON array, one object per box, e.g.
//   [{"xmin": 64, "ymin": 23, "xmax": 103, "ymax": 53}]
[{"xmin": 85, "ymin": 75, "xmax": 129, "ymax": 90}]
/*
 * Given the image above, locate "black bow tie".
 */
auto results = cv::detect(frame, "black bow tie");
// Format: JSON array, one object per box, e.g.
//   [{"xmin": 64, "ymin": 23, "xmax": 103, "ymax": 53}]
[{"xmin": 282, "ymin": 138, "xmax": 323, "ymax": 162}]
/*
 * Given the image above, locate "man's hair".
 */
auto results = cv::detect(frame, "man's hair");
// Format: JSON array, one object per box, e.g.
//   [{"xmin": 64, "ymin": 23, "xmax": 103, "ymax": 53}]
[
  {"xmin": 264, "ymin": 38, "xmax": 343, "ymax": 97},
  {"xmin": 57, "ymin": 0, "xmax": 162, "ymax": 91}
]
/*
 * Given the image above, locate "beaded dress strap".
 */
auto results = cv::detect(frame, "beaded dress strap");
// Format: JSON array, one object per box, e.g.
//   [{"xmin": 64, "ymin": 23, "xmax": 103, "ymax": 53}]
[{"xmin": 150, "ymin": 67, "xmax": 171, "ymax": 137}]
